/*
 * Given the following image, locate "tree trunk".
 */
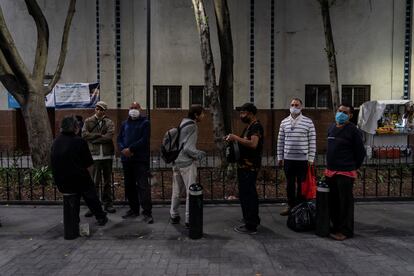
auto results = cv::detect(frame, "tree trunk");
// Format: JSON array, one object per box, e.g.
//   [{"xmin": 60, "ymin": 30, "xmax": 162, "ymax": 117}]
[
  {"xmin": 213, "ymin": 0, "xmax": 234, "ymax": 135},
  {"xmin": 192, "ymin": 0, "xmax": 226, "ymax": 164},
  {"xmin": 20, "ymin": 90, "xmax": 53, "ymax": 168},
  {"xmin": 320, "ymin": 0, "xmax": 340, "ymax": 111}
]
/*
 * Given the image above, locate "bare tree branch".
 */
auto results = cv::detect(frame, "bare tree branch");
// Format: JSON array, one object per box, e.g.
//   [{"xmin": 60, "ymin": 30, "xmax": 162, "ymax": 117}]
[
  {"xmin": 25, "ymin": 0, "xmax": 49, "ymax": 83},
  {"xmin": 0, "ymin": 5, "xmax": 33, "ymax": 91},
  {"xmin": 46, "ymin": 0, "xmax": 77, "ymax": 94},
  {"xmin": 0, "ymin": 51, "xmax": 25, "ymax": 104}
]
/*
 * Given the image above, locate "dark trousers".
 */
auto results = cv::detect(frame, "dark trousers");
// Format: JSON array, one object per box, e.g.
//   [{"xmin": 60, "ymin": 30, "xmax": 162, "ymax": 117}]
[
  {"xmin": 92, "ymin": 159, "xmax": 113, "ymax": 207},
  {"xmin": 122, "ymin": 162, "xmax": 152, "ymax": 216},
  {"xmin": 327, "ymin": 175, "xmax": 354, "ymax": 237},
  {"xmin": 237, "ymin": 168, "xmax": 260, "ymax": 230},
  {"xmin": 74, "ymin": 184, "xmax": 106, "ymax": 223},
  {"xmin": 283, "ymin": 159, "xmax": 308, "ymax": 207}
]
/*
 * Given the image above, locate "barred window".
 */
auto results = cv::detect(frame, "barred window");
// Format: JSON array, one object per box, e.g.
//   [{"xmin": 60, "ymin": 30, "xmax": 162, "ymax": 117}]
[
  {"xmin": 153, "ymin": 86, "xmax": 181, "ymax": 109},
  {"xmin": 342, "ymin": 85, "xmax": 370, "ymax": 108},
  {"xmin": 189, "ymin": 85, "xmax": 209, "ymax": 108},
  {"xmin": 305, "ymin": 85, "xmax": 332, "ymax": 109}
]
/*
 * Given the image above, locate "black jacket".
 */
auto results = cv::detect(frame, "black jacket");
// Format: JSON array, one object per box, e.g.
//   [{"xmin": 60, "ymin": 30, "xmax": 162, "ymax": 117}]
[
  {"xmin": 51, "ymin": 132, "xmax": 94, "ymax": 193},
  {"xmin": 326, "ymin": 122, "xmax": 366, "ymax": 171}
]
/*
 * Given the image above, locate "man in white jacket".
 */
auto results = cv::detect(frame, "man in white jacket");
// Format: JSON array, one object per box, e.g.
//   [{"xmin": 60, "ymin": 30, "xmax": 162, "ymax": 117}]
[
  {"xmin": 169, "ymin": 105, "xmax": 206, "ymax": 228},
  {"xmin": 277, "ymin": 98, "xmax": 316, "ymax": 215}
]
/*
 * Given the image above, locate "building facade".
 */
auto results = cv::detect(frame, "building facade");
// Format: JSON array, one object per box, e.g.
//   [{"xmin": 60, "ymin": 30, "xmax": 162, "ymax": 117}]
[{"xmin": 0, "ymin": 0, "xmax": 412, "ymax": 152}]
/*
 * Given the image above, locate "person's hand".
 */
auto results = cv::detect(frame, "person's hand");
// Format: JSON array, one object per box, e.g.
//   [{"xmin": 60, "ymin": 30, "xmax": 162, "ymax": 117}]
[
  {"xmin": 225, "ymin": 134, "xmax": 238, "ymax": 142},
  {"xmin": 278, "ymin": 160, "xmax": 284, "ymax": 167},
  {"xmin": 121, "ymin": 148, "xmax": 133, "ymax": 157}
]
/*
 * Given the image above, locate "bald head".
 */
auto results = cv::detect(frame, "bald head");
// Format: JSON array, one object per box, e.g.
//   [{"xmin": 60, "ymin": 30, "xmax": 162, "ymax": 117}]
[{"xmin": 130, "ymin": 102, "xmax": 141, "ymax": 110}]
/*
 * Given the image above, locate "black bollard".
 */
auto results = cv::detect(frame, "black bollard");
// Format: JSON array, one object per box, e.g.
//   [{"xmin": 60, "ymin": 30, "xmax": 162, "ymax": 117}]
[
  {"xmin": 189, "ymin": 183, "xmax": 203, "ymax": 239},
  {"xmin": 315, "ymin": 180, "xmax": 330, "ymax": 237},
  {"xmin": 63, "ymin": 193, "xmax": 80, "ymax": 240}
]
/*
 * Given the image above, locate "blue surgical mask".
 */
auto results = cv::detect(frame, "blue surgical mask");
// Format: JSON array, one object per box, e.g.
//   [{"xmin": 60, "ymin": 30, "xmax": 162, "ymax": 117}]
[{"xmin": 335, "ymin": 112, "xmax": 349, "ymax": 125}]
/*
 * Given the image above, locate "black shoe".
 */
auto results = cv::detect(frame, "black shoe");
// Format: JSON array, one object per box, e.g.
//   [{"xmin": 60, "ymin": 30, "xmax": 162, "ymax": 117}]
[
  {"xmin": 143, "ymin": 215, "xmax": 154, "ymax": 224},
  {"xmin": 84, "ymin": 210, "xmax": 93, "ymax": 218},
  {"xmin": 234, "ymin": 224, "xmax": 257, "ymax": 235},
  {"xmin": 185, "ymin": 223, "xmax": 190, "ymax": 229},
  {"xmin": 169, "ymin": 216, "xmax": 180, "ymax": 224},
  {"xmin": 122, "ymin": 209, "xmax": 139, "ymax": 219},
  {"xmin": 97, "ymin": 216, "xmax": 108, "ymax": 226},
  {"xmin": 104, "ymin": 206, "xmax": 116, "ymax": 213}
]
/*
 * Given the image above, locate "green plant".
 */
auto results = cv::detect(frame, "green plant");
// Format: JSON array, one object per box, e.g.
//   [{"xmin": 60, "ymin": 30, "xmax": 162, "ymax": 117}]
[{"xmin": 28, "ymin": 166, "xmax": 53, "ymax": 186}]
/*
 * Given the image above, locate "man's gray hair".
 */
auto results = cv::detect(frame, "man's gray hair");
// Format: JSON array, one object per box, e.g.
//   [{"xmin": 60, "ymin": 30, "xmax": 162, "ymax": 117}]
[{"xmin": 60, "ymin": 115, "xmax": 79, "ymax": 133}]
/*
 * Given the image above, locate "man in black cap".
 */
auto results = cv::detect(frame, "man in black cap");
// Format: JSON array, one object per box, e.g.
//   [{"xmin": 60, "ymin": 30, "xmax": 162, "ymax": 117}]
[{"xmin": 225, "ymin": 103, "xmax": 264, "ymax": 234}]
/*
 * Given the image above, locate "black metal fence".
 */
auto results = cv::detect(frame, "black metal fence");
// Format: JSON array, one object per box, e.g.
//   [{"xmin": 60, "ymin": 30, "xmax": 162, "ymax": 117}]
[{"xmin": 1, "ymin": 147, "xmax": 414, "ymax": 204}]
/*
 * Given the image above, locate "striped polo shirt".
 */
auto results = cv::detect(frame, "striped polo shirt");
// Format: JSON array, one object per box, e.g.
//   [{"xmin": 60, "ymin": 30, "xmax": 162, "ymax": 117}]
[{"xmin": 277, "ymin": 114, "xmax": 316, "ymax": 162}]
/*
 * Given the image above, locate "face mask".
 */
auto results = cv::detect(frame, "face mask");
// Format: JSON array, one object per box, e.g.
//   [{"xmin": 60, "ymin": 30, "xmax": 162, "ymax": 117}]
[
  {"xmin": 241, "ymin": 116, "xmax": 251, "ymax": 124},
  {"xmin": 129, "ymin": 109, "xmax": 140, "ymax": 119},
  {"xmin": 335, "ymin": 112, "xmax": 349, "ymax": 125},
  {"xmin": 290, "ymin": 107, "xmax": 301, "ymax": 115}
]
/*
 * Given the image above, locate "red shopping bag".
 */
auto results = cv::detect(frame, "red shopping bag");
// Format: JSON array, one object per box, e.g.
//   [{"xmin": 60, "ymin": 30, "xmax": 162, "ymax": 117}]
[{"xmin": 301, "ymin": 165, "xmax": 316, "ymax": 200}]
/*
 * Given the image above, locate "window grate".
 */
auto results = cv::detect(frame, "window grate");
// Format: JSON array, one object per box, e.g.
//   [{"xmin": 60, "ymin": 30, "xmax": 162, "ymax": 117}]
[
  {"xmin": 115, "ymin": 0, "xmax": 121, "ymax": 108},
  {"xmin": 403, "ymin": 0, "xmax": 412, "ymax": 99}
]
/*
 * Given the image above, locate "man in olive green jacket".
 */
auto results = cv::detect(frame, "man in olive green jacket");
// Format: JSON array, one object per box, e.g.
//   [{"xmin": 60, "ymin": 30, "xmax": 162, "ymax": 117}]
[{"xmin": 82, "ymin": 101, "xmax": 116, "ymax": 214}]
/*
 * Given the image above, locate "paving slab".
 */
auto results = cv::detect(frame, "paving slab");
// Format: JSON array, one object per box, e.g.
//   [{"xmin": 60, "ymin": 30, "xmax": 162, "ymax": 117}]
[{"xmin": 0, "ymin": 202, "xmax": 413, "ymax": 275}]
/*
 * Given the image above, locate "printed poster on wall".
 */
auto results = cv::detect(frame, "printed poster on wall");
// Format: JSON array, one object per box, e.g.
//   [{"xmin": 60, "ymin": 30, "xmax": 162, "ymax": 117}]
[{"xmin": 7, "ymin": 82, "xmax": 100, "ymax": 109}]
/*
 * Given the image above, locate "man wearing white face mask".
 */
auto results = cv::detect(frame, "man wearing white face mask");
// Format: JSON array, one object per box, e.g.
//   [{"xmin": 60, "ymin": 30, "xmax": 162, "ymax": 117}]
[
  {"xmin": 277, "ymin": 98, "xmax": 316, "ymax": 216},
  {"xmin": 117, "ymin": 102, "xmax": 153, "ymax": 223}
]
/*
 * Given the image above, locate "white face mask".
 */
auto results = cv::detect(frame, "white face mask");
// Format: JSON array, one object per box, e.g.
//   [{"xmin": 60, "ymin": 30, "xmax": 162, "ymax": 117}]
[
  {"xmin": 128, "ymin": 109, "xmax": 140, "ymax": 119},
  {"xmin": 290, "ymin": 107, "xmax": 301, "ymax": 115}
]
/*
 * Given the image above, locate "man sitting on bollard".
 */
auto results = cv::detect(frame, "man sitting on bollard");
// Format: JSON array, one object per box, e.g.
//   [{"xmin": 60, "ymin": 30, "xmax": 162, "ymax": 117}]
[{"xmin": 51, "ymin": 116, "xmax": 108, "ymax": 230}]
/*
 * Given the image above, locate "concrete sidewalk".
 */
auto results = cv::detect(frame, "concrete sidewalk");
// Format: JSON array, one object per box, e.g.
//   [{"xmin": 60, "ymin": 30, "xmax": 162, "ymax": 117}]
[{"xmin": 0, "ymin": 202, "xmax": 414, "ymax": 275}]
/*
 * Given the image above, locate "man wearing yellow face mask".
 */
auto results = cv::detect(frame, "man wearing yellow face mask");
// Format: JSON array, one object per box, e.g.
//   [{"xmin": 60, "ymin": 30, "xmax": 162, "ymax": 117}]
[{"xmin": 325, "ymin": 103, "xmax": 366, "ymax": 241}]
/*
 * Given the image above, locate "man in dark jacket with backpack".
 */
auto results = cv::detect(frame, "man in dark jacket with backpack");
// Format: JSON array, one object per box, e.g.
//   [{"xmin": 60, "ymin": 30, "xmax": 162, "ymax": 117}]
[
  {"xmin": 169, "ymin": 105, "xmax": 206, "ymax": 228},
  {"xmin": 117, "ymin": 102, "xmax": 153, "ymax": 223}
]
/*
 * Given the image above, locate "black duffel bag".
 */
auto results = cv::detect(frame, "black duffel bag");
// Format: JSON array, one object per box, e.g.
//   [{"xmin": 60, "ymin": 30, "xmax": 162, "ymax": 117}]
[
  {"xmin": 225, "ymin": 141, "xmax": 240, "ymax": 163},
  {"xmin": 287, "ymin": 201, "xmax": 316, "ymax": 232}
]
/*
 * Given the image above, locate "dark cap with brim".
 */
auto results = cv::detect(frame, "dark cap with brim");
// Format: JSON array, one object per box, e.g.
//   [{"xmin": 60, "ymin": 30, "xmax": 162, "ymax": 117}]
[{"xmin": 236, "ymin": 102, "xmax": 257, "ymax": 115}]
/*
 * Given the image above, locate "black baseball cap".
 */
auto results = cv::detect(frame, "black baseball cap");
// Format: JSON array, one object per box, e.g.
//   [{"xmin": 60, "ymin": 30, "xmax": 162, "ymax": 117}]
[{"xmin": 236, "ymin": 103, "xmax": 257, "ymax": 115}]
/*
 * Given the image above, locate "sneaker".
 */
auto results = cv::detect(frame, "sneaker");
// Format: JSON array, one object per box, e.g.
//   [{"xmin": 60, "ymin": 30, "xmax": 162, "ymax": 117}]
[
  {"xmin": 238, "ymin": 218, "xmax": 246, "ymax": 224},
  {"xmin": 97, "ymin": 216, "xmax": 108, "ymax": 226},
  {"xmin": 330, "ymin": 232, "xmax": 347, "ymax": 241},
  {"xmin": 143, "ymin": 215, "xmax": 154, "ymax": 224},
  {"xmin": 104, "ymin": 206, "xmax": 116, "ymax": 213},
  {"xmin": 279, "ymin": 207, "xmax": 290, "ymax": 216},
  {"xmin": 122, "ymin": 209, "xmax": 139, "ymax": 219},
  {"xmin": 233, "ymin": 224, "xmax": 257, "ymax": 235},
  {"xmin": 169, "ymin": 216, "xmax": 180, "ymax": 224},
  {"xmin": 185, "ymin": 223, "xmax": 190, "ymax": 229}
]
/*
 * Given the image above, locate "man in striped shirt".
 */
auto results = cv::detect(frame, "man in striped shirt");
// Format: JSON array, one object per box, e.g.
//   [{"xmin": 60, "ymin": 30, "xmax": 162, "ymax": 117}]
[{"xmin": 277, "ymin": 98, "xmax": 316, "ymax": 215}]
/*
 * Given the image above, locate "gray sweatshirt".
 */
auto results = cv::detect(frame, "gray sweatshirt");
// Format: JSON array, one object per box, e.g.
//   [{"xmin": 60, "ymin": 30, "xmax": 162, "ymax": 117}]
[{"xmin": 174, "ymin": 118, "xmax": 206, "ymax": 168}]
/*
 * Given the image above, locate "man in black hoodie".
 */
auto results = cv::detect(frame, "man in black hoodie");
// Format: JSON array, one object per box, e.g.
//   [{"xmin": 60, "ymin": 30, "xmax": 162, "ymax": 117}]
[
  {"xmin": 51, "ymin": 116, "xmax": 108, "ymax": 227},
  {"xmin": 325, "ymin": 103, "xmax": 366, "ymax": 241}
]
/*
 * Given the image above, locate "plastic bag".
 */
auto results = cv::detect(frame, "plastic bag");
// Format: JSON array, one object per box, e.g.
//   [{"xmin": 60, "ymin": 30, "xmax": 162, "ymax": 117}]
[
  {"xmin": 301, "ymin": 164, "xmax": 316, "ymax": 200},
  {"xmin": 286, "ymin": 201, "xmax": 316, "ymax": 232}
]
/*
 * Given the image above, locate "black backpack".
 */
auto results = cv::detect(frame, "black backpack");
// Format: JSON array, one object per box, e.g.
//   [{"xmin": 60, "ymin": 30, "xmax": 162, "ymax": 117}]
[{"xmin": 160, "ymin": 121, "xmax": 195, "ymax": 164}]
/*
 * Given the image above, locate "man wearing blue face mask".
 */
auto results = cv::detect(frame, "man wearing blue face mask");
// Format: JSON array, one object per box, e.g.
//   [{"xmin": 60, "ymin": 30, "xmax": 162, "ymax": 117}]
[
  {"xmin": 277, "ymin": 98, "xmax": 316, "ymax": 216},
  {"xmin": 325, "ymin": 103, "xmax": 366, "ymax": 241},
  {"xmin": 117, "ymin": 102, "xmax": 153, "ymax": 223}
]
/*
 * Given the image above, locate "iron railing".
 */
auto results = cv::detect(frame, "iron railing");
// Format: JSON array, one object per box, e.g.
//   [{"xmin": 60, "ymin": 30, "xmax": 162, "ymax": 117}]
[{"xmin": 1, "ymin": 147, "xmax": 414, "ymax": 204}]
